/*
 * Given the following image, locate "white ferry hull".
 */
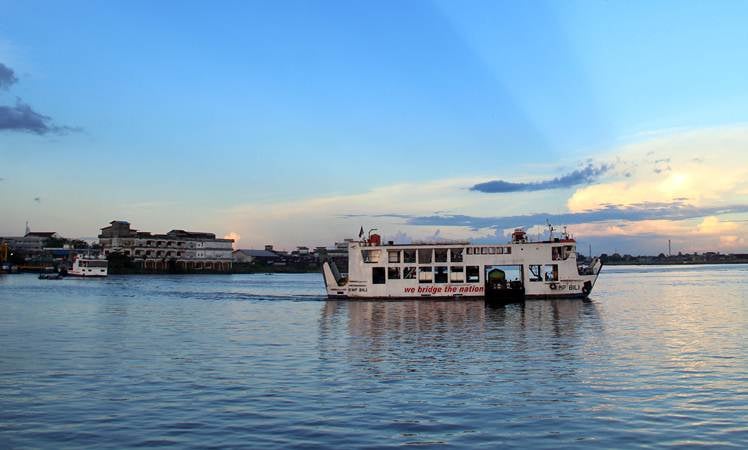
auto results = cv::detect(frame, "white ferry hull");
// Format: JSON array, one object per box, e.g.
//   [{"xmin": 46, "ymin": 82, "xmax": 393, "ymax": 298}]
[
  {"xmin": 322, "ymin": 238, "xmax": 602, "ymax": 301},
  {"xmin": 68, "ymin": 257, "xmax": 108, "ymax": 278},
  {"xmin": 66, "ymin": 272, "xmax": 108, "ymax": 278}
]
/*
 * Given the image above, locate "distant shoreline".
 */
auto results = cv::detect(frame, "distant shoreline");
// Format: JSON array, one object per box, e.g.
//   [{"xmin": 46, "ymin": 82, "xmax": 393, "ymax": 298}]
[{"xmin": 602, "ymin": 260, "xmax": 748, "ymax": 266}]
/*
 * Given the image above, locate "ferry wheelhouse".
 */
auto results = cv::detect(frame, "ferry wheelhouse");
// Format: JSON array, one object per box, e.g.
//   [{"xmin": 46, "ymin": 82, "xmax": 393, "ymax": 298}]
[
  {"xmin": 68, "ymin": 255, "xmax": 108, "ymax": 277},
  {"xmin": 322, "ymin": 228, "xmax": 602, "ymax": 301}
]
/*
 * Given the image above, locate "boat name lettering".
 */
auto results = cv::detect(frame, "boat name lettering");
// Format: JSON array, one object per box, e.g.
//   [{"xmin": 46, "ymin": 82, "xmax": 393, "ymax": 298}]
[
  {"xmin": 403, "ymin": 285, "xmax": 484, "ymax": 295},
  {"xmin": 556, "ymin": 284, "xmax": 580, "ymax": 291}
]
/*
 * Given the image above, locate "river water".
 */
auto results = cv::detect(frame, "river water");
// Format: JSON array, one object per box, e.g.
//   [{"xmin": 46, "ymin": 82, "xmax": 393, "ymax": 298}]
[{"xmin": 1, "ymin": 265, "xmax": 747, "ymax": 448}]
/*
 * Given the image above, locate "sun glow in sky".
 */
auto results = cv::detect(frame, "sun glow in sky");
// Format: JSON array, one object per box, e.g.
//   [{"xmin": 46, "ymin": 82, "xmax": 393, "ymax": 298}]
[{"xmin": 2, "ymin": 1, "xmax": 748, "ymax": 254}]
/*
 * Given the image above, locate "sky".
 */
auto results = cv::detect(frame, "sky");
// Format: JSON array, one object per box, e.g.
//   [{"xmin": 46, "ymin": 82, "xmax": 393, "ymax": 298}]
[{"xmin": 1, "ymin": 0, "xmax": 748, "ymax": 255}]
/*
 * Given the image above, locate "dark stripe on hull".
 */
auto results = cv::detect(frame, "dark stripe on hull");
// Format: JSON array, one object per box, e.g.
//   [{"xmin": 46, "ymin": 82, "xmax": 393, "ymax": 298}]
[{"xmin": 326, "ymin": 293, "xmax": 590, "ymax": 301}]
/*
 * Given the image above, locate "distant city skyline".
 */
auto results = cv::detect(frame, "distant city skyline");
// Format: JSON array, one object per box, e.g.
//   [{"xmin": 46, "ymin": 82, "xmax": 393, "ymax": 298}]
[{"xmin": 2, "ymin": 1, "xmax": 747, "ymax": 254}]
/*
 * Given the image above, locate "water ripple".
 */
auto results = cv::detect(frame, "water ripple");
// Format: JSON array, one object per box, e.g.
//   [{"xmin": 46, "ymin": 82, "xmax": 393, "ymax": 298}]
[{"xmin": 1, "ymin": 268, "xmax": 748, "ymax": 448}]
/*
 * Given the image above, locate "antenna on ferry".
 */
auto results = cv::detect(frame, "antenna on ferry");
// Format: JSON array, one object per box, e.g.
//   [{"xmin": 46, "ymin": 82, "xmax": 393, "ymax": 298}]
[{"xmin": 546, "ymin": 219, "xmax": 554, "ymax": 240}]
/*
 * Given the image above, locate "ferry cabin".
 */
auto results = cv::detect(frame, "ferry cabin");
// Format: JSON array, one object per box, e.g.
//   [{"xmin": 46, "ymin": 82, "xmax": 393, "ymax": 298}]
[
  {"xmin": 69, "ymin": 258, "xmax": 109, "ymax": 277},
  {"xmin": 322, "ymin": 236, "xmax": 602, "ymax": 300}
]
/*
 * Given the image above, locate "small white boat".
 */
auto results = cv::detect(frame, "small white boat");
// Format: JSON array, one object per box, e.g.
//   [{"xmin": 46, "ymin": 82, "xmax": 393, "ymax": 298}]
[
  {"xmin": 322, "ymin": 226, "xmax": 603, "ymax": 301},
  {"xmin": 68, "ymin": 255, "xmax": 108, "ymax": 277}
]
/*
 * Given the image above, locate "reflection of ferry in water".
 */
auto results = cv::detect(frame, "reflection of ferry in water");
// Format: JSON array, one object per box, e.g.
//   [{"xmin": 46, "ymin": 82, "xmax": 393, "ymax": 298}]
[{"xmin": 322, "ymin": 226, "xmax": 602, "ymax": 301}]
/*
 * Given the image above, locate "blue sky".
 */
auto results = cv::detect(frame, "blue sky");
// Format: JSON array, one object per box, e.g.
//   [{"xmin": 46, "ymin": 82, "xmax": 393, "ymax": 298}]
[{"xmin": 2, "ymin": 1, "xmax": 748, "ymax": 254}]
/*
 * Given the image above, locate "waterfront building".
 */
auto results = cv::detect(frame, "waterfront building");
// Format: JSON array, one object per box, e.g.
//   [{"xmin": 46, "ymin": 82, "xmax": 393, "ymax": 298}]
[
  {"xmin": 320, "ymin": 240, "xmax": 352, "ymax": 274},
  {"xmin": 232, "ymin": 248, "xmax": 281, "ymax": 264},
  {"xmin": 98, "ymin": 220, "xmax": 233, "ymax": 272},
  {"xmin": 0, "ymin": 231, "xmax": 61, "ymax": 255}
]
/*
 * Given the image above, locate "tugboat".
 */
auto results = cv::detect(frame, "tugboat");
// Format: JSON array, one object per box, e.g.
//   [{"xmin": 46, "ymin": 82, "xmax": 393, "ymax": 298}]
[
  {"xmin": 322, "ymin": 225, "xmax": 603, "ymax": 301},
  {"xmin": 38, "ymin": 270, "xmax": 64, "ymax": 280}
]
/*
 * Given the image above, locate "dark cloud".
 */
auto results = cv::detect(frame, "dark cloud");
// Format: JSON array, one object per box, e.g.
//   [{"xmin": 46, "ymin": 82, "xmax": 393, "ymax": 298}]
[
  {"xmin": 0, "ymin": 98, "xmax": 80, "ymax": 135},
  {"xmin": 470, "ymin": 163, "xmax": 612, "ymax": 193},
  {"xmin": 0, "ymin": 62, "xmax": 80, "ymax": 135},
  {"xmin": 0, "ymin": 63, "xmax": 17, "ymax": 90},
  {"xmin": 365, "ymin": 201, "xmax": 748, "ymax": 232},
  {"xmin": 653, "ymin": 157, "xmax": 672, "ymax": 174}
]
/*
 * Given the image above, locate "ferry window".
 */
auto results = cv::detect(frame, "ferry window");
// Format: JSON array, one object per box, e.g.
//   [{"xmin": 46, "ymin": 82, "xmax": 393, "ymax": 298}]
[
  {"xmin": 552, "ymin": 246, "xmax": 562, "ymax": 261},
  {"xmin": 529, "ymin": 265, "xmax": 542, "ymax": 282},
  {"xmin": 481, "ymin": 247, "xmax": 488, "ymax": 255},
  {"xmin": 403, "ymin": 250, "xmax": 416, "ymax": 263},
  {"xmin": 418, "ymin": 267, "xmax": 433, "ymax": 283},
  {"xmin": 488, "ymin": 247, "xmax": 495, "ymax": 254},
  {"xmin": 418, "ymin": 249, "xmax": 432, "ymax": 264},
  {"xmin": 434, "ymin": 248, "xmax": 448, "ymax": 263},
  {"xmin": 496, "ymin": 247, "xmax": 503, "ymax": 255},
  {"xmin": 435, "ymin": 266, "xmax": 448, "ymax": 283},
  {"xmin": 388, "ymin": 250, "xmax": 400, "ymax": 263},
  {"xmin": 466, "ymin": 266, "xmax": 480, "ymax": 283},
  {"xmin": 466, "ymin": 248, "xmax": 473, "ymax": 255},
  {"xmin": 505, "ymin": 247, "xmax": 512, "ymax": 254},
  {"xmin": 450, "ymin": 248, "xmax": 463, "ymax": 262},
  {"xmin": 388, "ymin": 267, "xmax": 401, "ymax": 280},
  {"xmin": 404, "ymin": 267, "xmax": 417, "ymax": 279},
  {"xmin": 372, "ymin": 267, "xmax": 386, "ymax": 284},
  {"xmin": 362, "ymin": 249, "xmax": 381, "ymax": 263},
  {"xmin": 450, "ymin": 266, "xmax": 464, "ymax": 283},
  {"xmin": 543, "ymin": 265, "xmax": 558, "ymax": 281}
]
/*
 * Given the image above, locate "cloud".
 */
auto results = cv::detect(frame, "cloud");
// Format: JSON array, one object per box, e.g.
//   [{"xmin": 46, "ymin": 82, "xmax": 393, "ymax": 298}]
[
  {"xmin": 223, "ymin": 231, "xmax": 241, "ymax": 249},
  {"xmin": 33, "ymin": 196, "xmax": 41, "ymax": 203},
  {"xmin": 568, "ymin": 127, "xmax": 748, "ymax": 212},
  {"xmin": 215, "ymin": 126, "xmax": 748, "ymax": 251},
  {"xmin": 567, "ymin": 216, "xmax": 740, "ymax": 238},
  {"xmin": 0, "ymin": 62, "xmax": 80, "ymax": 135},
  {"xmin": 0, "ymin": 98, "xmax": 80, "ymax": 135},
  {"xmin": 0, "ymin": 62, "xmax": 17, "ymax": 90},
  {"xmin": 387, "ymin": 201, "xmax": 748, "ymax": 232},
  {"xmin": 387, "ymin": 230, "xmax": 413, "ymax": 244},
  {"xmin": 653, "ymin": 157, "xmax": 672, "ymax": 174},
  {"xmin": 470, "ymin": 163, "xmax": 611, "ymax": 193},
  {"xmin": 720, "ymin": 235, "xmax": 746, "ymax": 247}
]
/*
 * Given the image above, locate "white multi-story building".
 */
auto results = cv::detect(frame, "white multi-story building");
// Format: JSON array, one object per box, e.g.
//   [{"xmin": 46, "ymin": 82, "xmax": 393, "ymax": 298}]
[{"xmin": 98, "ymin": 221, "xmax": 234, "ymax": 272}]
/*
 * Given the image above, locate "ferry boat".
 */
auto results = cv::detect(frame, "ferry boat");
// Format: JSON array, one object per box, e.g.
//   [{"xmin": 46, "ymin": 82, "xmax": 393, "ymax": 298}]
[
  {"xmin": 67, "ymin": 255, "xmax": 108, "ymax": 277},
  {"xmin": 322, "ymin": 227, "xmax": 602, "ymax": 301}
]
